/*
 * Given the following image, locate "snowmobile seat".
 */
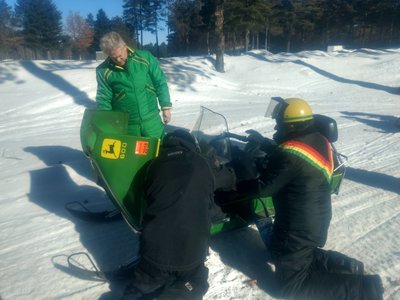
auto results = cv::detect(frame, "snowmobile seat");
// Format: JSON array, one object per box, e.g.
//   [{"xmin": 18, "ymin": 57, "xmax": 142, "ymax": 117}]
[{"xmin": 314, "ymin": 114, "xmax": 338, "ymax": 143}]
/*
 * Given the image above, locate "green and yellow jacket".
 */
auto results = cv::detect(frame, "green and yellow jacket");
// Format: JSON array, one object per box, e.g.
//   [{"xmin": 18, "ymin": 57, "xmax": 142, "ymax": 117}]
[{"xmin": 95, "ymin": 48, "xmax": 171, "ymax": 135}]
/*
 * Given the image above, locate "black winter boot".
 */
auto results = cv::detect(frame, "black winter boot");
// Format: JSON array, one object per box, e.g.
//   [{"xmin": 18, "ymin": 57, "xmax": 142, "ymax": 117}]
[
  {"xmin": 345, "ymin": 257, "xmax": 364, "ymax": 275},
  {"xmin": 315, "ymin": 249, "xmax": 365, "ymax": 275},
  {"xmin": 361, "ymin": 274, "xmax": 384, "ymax": 300}
]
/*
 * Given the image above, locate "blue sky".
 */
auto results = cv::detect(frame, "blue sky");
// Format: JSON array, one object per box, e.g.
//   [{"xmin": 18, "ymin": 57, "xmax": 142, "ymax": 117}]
[
  {"xmin": 5, "ymin": 0, "xmax": 123, "ymax": 19},
  {"xmin": 5, "ymin": 0, "xmax": 167, "ymax": 44},
  {"xmin": 55, "ymin": 0, "xmax": 124, "ymax": 19}
]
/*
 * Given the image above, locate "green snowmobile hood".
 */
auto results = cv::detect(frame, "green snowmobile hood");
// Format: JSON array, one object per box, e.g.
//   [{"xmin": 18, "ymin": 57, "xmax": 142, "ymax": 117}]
[{"xmin": 80, "ymin": 109, "xmax": 160, "ymax": 230}]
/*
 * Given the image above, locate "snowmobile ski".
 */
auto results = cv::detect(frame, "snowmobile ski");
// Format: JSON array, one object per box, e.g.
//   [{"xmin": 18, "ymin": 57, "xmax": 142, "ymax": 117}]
[
  {"xmin": 67, "ymin": 252, "xmax": 140, "ymax": 282},
  {"xmin": 65, "ymin": 201, "xmax": 122, "ymax": 222}
]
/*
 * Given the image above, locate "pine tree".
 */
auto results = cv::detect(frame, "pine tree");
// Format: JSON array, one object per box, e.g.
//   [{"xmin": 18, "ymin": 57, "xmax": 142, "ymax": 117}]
[
  {"xmin": 293, "ymin": 0, "xmax": 324, "ymax": 50},
  {"xmin": 225, "ymin": 0, "xmax": 272, "ymax": 51},
  {"xmin": 0, "ymin": 0, "xmax": 14, "ymax": 59},
  {"xmin": 92, "ymin": 9, "xmax": 111, "ymax": 52},
  {"xmin": 374, "ymin": 0, "xmax": 400, "ymax": 46},
  {"xmin": 168, "ymin": 0, "xmax": 205, "ymax": 55},
  {"xmin": 110, "ymin": 16, "xmax": 135, "ymax": 48},
  {"xmin": 214, "ymin": 0, "xmax": 225, "ymax": 72},
  {"xmin": 320, "ymin": 0, "xmax": 357, "ymax": 47},
  {"xmin": 15, "ymin": 0, "xmax": 63, "ymax": 59},
  {"xmin": 123, "ymin": 0, "xmax": 146, "ymax": 47},
  {"xmin": 201, "ymin": 0, "xmax": 225, "ymax": 71},
  {"xmin": 143, "ymin": 0, "xmax": 168, "ymax": 57},
  {"xmin": 116, "ymin": 0, "xmax": 400, "ymax": 56}
]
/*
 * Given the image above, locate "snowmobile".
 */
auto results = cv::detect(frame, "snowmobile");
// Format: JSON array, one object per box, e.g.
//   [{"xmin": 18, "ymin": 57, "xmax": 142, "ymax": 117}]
[
  {"xmin": 73, "ymin": 98, "xmax": 347, "ymax": 237},
  {"xmin": 65, "ymin": 98, "xmax": 347, "ymax": 281},
  {"xmin": 74, "ymin": 106, "xmax": 274, "ymax": 235}
]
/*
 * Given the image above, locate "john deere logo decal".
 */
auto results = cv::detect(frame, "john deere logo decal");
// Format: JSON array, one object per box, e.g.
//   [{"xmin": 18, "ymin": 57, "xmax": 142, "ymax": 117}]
[{"xmin": 101, "ymin": 139, "xmax": 122, "ymax": 159}]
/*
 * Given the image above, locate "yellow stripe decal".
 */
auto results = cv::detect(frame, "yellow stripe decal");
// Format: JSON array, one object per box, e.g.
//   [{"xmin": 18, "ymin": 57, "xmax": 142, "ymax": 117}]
[{"xmin": 132, "ymin": 54, "xmax": 149, "ymax": 66}]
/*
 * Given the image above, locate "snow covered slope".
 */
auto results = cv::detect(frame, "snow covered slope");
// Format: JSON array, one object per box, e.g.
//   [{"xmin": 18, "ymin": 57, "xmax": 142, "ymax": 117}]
[{"xmin": 0, "ymin": 48, "xmax": 399, "ymax": 299}]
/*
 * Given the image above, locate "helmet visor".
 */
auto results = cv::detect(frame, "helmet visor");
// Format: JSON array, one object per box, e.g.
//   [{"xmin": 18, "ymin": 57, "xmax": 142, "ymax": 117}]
[{"xmin": 265, "ymin": 97, "xmax": 287, "ymax": 120}]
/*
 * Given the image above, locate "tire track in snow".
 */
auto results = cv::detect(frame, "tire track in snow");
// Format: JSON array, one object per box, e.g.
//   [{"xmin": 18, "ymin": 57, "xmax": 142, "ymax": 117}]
[
  {"xmin": 339, "ymin": 206, "xmax": 400, "ymax": 253},
  {"xmin": 328, "ymin": 188, "xmax": 399, "ymax": 250},
  {"xmin": 344, "ymin": 131, "xmax": 396, "ymax": 163},
  {"xmin": 337, "ymin": 210, "xmax": 400, "ymax": 300}
]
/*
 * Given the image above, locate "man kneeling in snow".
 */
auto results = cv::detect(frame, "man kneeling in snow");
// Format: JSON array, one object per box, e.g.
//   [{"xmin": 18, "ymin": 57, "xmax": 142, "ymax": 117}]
[
  {"xmin": 238, "ymin": 97, "xmax": 384, "ymax": 300},
  {"xmin": 122, "ymin": 129, "xmax": 235, "ymax": 300}
]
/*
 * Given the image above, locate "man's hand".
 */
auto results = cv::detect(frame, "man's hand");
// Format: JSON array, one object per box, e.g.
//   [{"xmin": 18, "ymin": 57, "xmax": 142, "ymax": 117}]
[
  {"xmin": 246, "ymin": 129, "xmax": 265, "ymax": 144},
  {"xmin": 162, "ymin": 109, "xmax": 171, "ymax": 124}
]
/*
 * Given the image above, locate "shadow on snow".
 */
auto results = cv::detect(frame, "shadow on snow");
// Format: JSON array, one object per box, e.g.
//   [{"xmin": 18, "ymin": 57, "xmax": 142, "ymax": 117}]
[
  {"xmin": 19, "ymin": 60, "xmax": 96, "ymax": 108},
  {"xmin": 161, "ymin": 56, "xmax": 213, "ymax": 92},
  {"xmin": 24, "ymin": 145, "xmax": 137, "ymax": 299},
  {"xmin": 210, "ymin": 226, "xmax": 278, "ymax": 298},
  {"xmin": 341, "ymin": 111, "xmax": 400, "ymax": 133},
  {"xmin": 346, "ymin": 167, "xmax": 400, "ymax": 195},
  {"xmin": 246, "ymin": 52, "xmax": 400, "ymax": 96},
  {"xmin": 340, "ymin": 111, "xmax": 399, "ymax": 194}
]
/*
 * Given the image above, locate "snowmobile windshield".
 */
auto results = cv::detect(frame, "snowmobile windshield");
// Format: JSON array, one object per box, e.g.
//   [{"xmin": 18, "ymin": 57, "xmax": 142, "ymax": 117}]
[
  {"xmin": 265, "ymin": 97, "xmax": 287, "ymax": 119},
  {"xmin": 191, "ymin": 106, "xmax": 231, "ymax": 164}
]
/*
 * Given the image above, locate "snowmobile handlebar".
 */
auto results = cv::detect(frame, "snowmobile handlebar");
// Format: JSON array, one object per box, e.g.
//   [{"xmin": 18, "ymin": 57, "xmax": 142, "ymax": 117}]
[{"xmin": 224, "ymin": 132, "xmax": 249, "ymax": 142}]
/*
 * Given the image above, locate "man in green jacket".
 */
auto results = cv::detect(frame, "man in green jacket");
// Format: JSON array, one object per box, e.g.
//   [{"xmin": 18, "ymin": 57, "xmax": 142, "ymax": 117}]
[{"xmin": 96, "ymin": 32, "xmax": 172, "ymax": 139}]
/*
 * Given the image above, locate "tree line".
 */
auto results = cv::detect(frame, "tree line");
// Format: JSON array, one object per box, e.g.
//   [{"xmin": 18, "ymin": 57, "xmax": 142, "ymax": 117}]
[{"xmin": 1, "ymin": 0, "xmax": 400, "ymax": 61}]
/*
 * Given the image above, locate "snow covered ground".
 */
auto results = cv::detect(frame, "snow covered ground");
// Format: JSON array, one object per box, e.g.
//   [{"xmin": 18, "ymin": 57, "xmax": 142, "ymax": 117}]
[{"xmin": 1, "ymin": 48, "xmax": 399, "ymax": 299}]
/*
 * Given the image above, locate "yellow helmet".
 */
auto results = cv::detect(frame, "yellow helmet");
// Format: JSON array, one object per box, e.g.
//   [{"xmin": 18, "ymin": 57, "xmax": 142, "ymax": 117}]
[{"xmin": 281, "ymin": 98, "xmax": 313, "ymax": 123}]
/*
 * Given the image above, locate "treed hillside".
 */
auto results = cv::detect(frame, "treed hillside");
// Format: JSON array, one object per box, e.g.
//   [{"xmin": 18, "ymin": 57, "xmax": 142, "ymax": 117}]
[{"xmin": 1, "ymin": 0, "xmax": 400, "ymax": 60}]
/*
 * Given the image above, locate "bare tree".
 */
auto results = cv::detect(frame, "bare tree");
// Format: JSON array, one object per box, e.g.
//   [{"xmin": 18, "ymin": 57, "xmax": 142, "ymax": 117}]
[{"xmin": 66, "ymin": 12, "xmax": 94, "ymax": 60}]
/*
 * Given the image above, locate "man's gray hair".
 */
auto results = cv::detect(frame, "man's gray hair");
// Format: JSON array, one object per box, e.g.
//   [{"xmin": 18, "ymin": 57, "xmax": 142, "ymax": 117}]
[{"xmin": 100, "ymin": 32, "xmax": 126, "ymax": 55}]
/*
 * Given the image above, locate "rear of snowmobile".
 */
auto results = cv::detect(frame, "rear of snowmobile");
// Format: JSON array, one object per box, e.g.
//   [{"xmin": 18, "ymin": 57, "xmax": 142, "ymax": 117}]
[{"xmin": 77, "ymin": 98, "xmax": 347, "ymax": 237}]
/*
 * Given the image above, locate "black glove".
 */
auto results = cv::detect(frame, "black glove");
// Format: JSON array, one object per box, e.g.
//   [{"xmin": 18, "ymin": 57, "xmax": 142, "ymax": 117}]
[
  {"xmin": 246, "ymin": 129, "xmax": 265, "ymax": 145},
  {"xmin": 246, "ymin": 129, "xmax": 277, "ymax": 155}
]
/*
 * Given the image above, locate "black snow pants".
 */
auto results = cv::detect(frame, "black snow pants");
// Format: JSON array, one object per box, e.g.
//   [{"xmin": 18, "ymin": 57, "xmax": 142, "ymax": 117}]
[
  {"xmin": 272, "ymin": 246, "xmax": 383, "ymax": 300},
  {"xmin": 121, "ymin": 259, "xmax": 209, "ymax": 300}
]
